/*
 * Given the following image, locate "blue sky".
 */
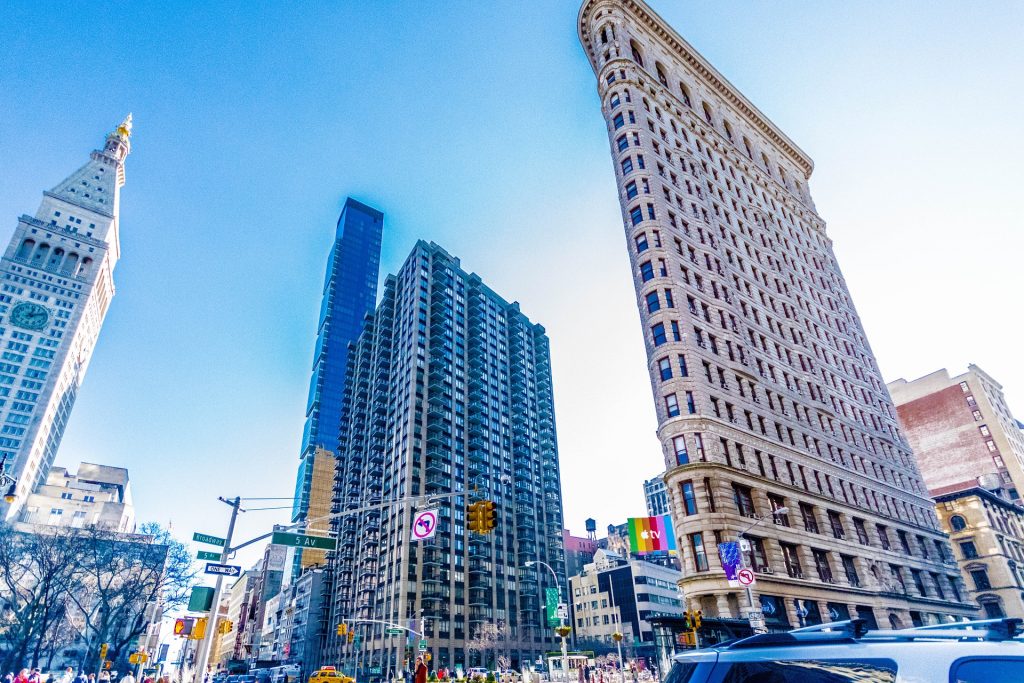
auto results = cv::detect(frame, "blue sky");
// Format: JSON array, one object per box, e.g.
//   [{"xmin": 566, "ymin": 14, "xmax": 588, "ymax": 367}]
[{"xmin": 1, "ymin": 1, "xmax": 1021, "ymax": 569}]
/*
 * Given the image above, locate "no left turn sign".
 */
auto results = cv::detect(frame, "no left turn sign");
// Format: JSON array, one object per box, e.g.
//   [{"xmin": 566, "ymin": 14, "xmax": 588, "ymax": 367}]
[{"xmin": 737, "ymin": 568, "xmax": 756, "ymax": 586}]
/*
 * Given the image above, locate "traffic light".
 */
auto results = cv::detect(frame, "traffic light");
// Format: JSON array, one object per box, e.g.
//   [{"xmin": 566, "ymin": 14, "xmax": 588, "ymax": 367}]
[
  {"xmin": 337, "ymin": 623, "xmax": 348, "ymax": 636},
  {"xmin": 682, "ymin": 610, "xmax": 692, "ymax": 630},
  {"xmin": 104, "ymin": 662, "xmax": 111, "ymax": 671},
  {"xmin": 481, "ymin": 500, "xmax": 497, "ymax": 533},
  {"xmin": 347, "ymin": 631, "xmax": 355, "ymax": 643},
  {"xmin": 467, "ymin": 501, "xmax": 484, "ymax": 533},
  {"xmin": 99, "ymin": 643, "xmax": 108, "ymax": 660},
  {"xmin": 694, "ymin": 610, "xmax": 702, "ymax": 629},
  {"xmin": 218, "ymin": 619, "xmax": 234, "ymax": 635},
  {"xmin": 190, "ymin": 617, "xmax": 208, "ymax": 640},
  {"xmin": 174, "ymin": 618, "xmax": 194, "ymax": 637}
]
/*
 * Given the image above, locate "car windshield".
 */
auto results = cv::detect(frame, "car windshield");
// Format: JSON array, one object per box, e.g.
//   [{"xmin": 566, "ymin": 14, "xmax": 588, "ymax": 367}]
[{"xmin": 664, "ymin": 662, "xmax": 704, "ymax": 683}]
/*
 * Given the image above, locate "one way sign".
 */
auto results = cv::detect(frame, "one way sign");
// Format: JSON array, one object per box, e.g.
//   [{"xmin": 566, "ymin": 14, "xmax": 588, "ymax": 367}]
[{"xmin": 204, "ymin": 562, "xmax": 241, "ymax": 577}]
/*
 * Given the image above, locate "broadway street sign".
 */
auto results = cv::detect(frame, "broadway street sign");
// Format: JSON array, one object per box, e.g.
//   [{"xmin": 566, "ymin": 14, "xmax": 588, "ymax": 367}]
[
  {"xmin": 271, "ymin": 530, "xmax": 337, "ymax": 550},
  {"xmin": 204, "ymin": 562, "xmax": 241, "ymax": 577},
  {"xmin": 193, "ymin": 532, "xmax": 226, "ymax": 547}
]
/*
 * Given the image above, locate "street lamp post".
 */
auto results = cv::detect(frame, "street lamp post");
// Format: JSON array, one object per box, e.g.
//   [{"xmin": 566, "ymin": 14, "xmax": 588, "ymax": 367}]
[
  {"xmin": 607, "ymin": 580, "xmax": 624, "ymax": 683},
  {"xmin": 736, "ymin": 507, "xmax": 789, "ymax": 635},
  {"xmin": 525, "ymin": 561, "xmax": 568, "ymax": 682}
]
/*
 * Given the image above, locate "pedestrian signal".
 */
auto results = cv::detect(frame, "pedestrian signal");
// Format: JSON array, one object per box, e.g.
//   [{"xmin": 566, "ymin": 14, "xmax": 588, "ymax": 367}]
[
  {"xmin": 174, "ymin": 618, "xmax": 194, "ymax": 637},
  {"xmin": 481, "ymin": 500, "xmax": 497, "ymax": 533},
  {"xmin": 104, "ymin": 662, "xmax": 111, "ymax": 670}
]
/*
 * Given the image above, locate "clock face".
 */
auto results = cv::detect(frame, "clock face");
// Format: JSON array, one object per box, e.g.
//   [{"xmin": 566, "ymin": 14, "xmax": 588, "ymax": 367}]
[{"xmin": 10, "ymin": 302, "xmax": 50, "ymax": 331}]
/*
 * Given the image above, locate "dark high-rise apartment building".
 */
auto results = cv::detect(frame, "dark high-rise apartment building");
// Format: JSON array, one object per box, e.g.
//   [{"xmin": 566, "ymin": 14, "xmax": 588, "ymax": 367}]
[
  {"xmin": 322, "ymin": 242, "xmax": 565, "ymax": 675},
  {"xmin": 293, "ymin": 198, "xmax": 383, "ymax": 525},
  {"xmin": 578, "ymin": 0, "xmax": 975, "ymax": 629}
]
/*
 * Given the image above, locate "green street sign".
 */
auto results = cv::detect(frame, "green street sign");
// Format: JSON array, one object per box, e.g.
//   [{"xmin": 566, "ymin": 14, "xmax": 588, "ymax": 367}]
[
  {"xmin": 193, "ymin": 532, "xmax": 226, "ymax": 547},
  {"xmin": 386, "ymin": 628, "xmax": 404, "ymax": 636},
  {"xmin": 197, "ymin": 550, "xmax": 220, "ymax": 561},
  {"xmin": 271, "ymin": 530, "xmax": 337, "ymax": 550},
  {"xmin": 418, "ymin": 639, "xmax": 427, "ymax": 651}
]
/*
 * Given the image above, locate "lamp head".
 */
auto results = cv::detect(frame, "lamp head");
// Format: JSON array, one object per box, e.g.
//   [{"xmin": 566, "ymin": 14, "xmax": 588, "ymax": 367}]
[
  {"xmin": 4, "ymin": 484, "xmax": 15, "ymax": 504},
  {"xmin": 772, "ymin": 507, "xmax": 789, "ymax": 516},
  {"xmin": 524, "ymin": 561, "xmax": 536, "ymax": 567}
]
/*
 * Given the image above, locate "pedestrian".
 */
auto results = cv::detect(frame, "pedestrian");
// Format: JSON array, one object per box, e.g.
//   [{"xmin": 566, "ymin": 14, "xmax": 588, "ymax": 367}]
[
  {"xmin": 98, "ymin": 671, "xmax": 110, "ymax": 683},
  {"xmin": 5, "ymin": 672, "xmax": 14, "ymax": 683},
  {"xmin": 74, "ymin": 672, "xmax": 88, "ymax": 683},
  {"xmin": 29, "ymin": 669, "xmax": 41, "ymax": 683},
  {"xmin": 88, "ymin": 675, "xmax": 96, "ymax": 683},
  {"xmin": 119, "ymin": 671, "xmax": 135, "ymax": 683},
  {"xmin": 15, "ymin": 670, "xmax": 29, "ymax": 683},
  {"xmin": 414, "ymin": 658, "xmax": 427, "ymax": 683}
]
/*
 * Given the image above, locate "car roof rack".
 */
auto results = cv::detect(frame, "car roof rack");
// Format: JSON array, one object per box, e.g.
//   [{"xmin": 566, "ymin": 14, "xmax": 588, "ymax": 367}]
[{"xmin": 725, "ymin": 618, "xmax": 1024, "ymax": 650}]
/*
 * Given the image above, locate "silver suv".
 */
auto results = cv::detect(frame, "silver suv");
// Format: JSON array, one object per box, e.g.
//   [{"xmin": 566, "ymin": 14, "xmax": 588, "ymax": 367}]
[{"xmin": 664, "ymin": 618, "xmax": 1024, "ymax": 682}]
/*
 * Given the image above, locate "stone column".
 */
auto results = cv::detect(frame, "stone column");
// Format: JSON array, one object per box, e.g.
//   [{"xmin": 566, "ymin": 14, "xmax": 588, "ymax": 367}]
[{"xmin": 714, "ymin": 593, "xmax": 732, "ymax": 619}]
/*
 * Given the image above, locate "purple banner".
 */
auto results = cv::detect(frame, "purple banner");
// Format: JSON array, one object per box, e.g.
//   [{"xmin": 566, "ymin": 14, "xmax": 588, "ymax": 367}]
[{"xmin": 718, "ymin": 541, "xmax": 741, "ymax": 581}]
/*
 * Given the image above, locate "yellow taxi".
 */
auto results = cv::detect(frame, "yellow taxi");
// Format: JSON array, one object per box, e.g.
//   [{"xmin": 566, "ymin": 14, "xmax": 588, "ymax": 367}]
[{"xmin": 308, "ymin": 667, "xmax": 352, "ymax": 683}]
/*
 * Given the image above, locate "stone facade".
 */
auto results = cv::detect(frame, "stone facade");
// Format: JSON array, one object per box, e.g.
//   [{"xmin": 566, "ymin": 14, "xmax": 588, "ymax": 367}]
[
  {"xmin": 19, "ymin": 461, "xmax": 134, "ymax": 532},
  {"xmin": 577, "ymin": 0, "xmax": 976, "ymax": 629},
  {"xmin": 0, "ymin": 118, "xmax": 131, "ymax": 517},
  {"xmin": 935, "ymin": 488, "xmax": 1024, "ymax": 618},
  {"xmin": 644, "ymin": 474, "xmax": 669, "ymax": 516}
]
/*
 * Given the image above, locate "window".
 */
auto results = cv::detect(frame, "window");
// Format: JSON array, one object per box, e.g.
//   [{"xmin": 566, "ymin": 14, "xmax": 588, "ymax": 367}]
[
  {"xmin": 876, "ymin": 524, "xmax": 891, "ymax": 550},
  {"xmin": 646, "ymin": 291, "xmax": 660, "ymax": 312},
  {"xmin": 621, "ymin": 157, "xmax": 634, "ymax": 174},
  {"xmin": 678, "ymin": 355, "xmax": 688, "ymax": 377},
  {"xmin": 746, "ymin": 537, "xmax": 768, "ymax": 571},
  {"xmin": 685, "ymin": 391, "xmax": 695, "ymax": 414},
  {"xmin": 716, "ymin": 659, "xmax": 897, "ymax": 682},
  {"xmin": 854, "ymin": 518, "xmax": 869, "ymax": 545},
  {"xmin": 625, "ymin": 180, "xmax": 639, "ymax": 199},
  {"xmin": 672, "ymin": 436, "xmax": 688, "ymax": 465},
  {"xmin": 951, "ymin": 657, "xmax": 1024, "ymax": 682},
  {"xmin": 613, "ymin": 112, "xmax": 625, "ymax": 129},
  {"xmin": 842, "ymin": 555, "xmax": 860, "ymax": 587},
  {"xmin": 970, "ymin": 568, "xmax": 992, "ymax": 590},
  {"xmin": 781, "ymin": 543, "xmax": 802, "ymax": 578},
  {"xmin": 812, "ymin": 549, "xmax": 833, "ymax": 582},
  {"xmin": 980, "ymin": 601, "xmax": 1005, "ymax": 619},
  {"xmin": 898, "ymin": 529, "xmax": 912, "ymax": 555},
  {"xmin": 616, "ymin": 134, "xmax": 629, "ymax": 152},
  {"xmin": 800, "ymin": 503, "xmax": 819, "ymax": 534},
  {"xmin": 60, "ymin": 492, "xmax": 72, "ymax": 500},
  {"xmin": 658, "ymin": 357, "xmax": 672, "ymax": 381},
  {"xmin": 640, "ymin": 261, "xmax": 654, "ymax": 282},
  {"xmin": 690, "ymin": 533, "xmax": 708, "ymax": 572},
  {"xmin": 960, "ymin": 541, "xmax": 978, "ymax": 559},
  {"xmin": 665, "ymin": 394, "xmax": 680, "ymax": 417},
  {"xmin": 733, "ymin": 484, "xmax": 755, "ymax": 517},
  {"xmin": 630, "ymin": 206, "xmax": 644, "ymax": 226},
  {"xmin": 827, "ymin": 510, "xmax": 844, "ymax": 539},
  {"xmin": 651, "ymin": 323, "xmax": 667, "ymax": 346},
  {"xmin": 950, "ymin": 514, "xmax": 967, "ymax": 531},
  {"xmin": 635, "ymin": 233, "xmax": 649, "ymax": 252},
  {"xmin": 768, "ymin": 494, "xmax": 789, "ymax": 526},
  {"xmin": 681, "ymin": 482, "xmax": 697, "ymax": 515}
]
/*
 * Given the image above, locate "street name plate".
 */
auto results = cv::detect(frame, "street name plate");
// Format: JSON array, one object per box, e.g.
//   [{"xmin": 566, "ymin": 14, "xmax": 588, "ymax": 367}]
[
  {"xmin": 271, "ymin": 530, "xmax": 337, "ymax": 550},
  {"xmin": 386, "ymin": 628, "xmax": 404, "ymax": 635},
  {"xmin": 204, "ymin": 562, "xmax": 241, "ymax": 577},
  {"xmin": 193, "ymin": 532, "xmax": 226, "ymax": 547},
  {"xmin": 197, "ymin": 550, "xmax": 220, "ymax": 561}
]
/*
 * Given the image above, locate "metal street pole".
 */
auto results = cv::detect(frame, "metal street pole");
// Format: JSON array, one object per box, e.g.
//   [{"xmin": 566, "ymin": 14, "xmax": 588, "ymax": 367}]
[
  {"xmin": 193, "ymin": 496, "xmax": 241, "ymax": 683},
  {"xmin": 607, "ymin": 582, "xmax": 623, "ymax": 683},
  {"xmin": 736, "ymin": 507, "xmax": 787, "ymax": 635},
  {"xmin": 526, "ymin": 561, "xmax": 567, "ymax": 682}
]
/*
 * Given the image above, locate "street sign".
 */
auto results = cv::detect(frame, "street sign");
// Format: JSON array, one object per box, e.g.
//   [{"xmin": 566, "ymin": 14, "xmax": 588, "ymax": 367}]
[
  {"xmin": 271, "ymin": 530, "xmax": 337, "ymax": 550},
  {"xmin": 411, "ymin": 509, "xmax": 438, "ymax": 542},
  {"xmin": 737, "ymin": 568, "xmax": 756, "ymax": 586},
  {"xmin": 204, "ymin": 562, "xmax": 242, "ymax": 577},
  {"xmin": 545, "ymin": 587, "xmax": 560, "ymax": 627},
  {"xmin": 128, "ymin": 653, "xmax": 148, "ymax": 664},
  {"xmin": 386, "ymin": 628, "xmax": 404, "ymax": 636},
  {"xmin": 738, "ymin": 539, "xmax": 750, "ymax": 552},
  {"xmin": 369, "ymin": 668, "xmax": 382, "ymax": 675},
  {"xmin": 556, "ymin": 603, "xmax": 568, "ymax": 619},
  {"xmin": 418, "ymin": 639, "xmax": 427, "ymax": 651},
  {"xmin": 193, "ymin": 532, "xmax": 226, "ymax": 547},
  {"xmin": 197, "ymin": 550, "xmax": 220, "ymax": 561}
]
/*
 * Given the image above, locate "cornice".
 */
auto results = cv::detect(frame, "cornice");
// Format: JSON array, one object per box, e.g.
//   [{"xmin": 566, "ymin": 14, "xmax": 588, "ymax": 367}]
[{"xmin": 579, "ymin": 0, "xmax": 815, "ymax": 179}]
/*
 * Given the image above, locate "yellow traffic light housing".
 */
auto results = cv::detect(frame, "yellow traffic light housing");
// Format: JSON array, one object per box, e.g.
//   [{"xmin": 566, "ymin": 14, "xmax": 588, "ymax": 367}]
[
  {"xmin": 337, "ymin": 623, "xmax": 348, "ymax": 636},
  {"xmin": 99, "ymin": 643, "xmax": 109, "ymax": 660},
  {"xmin": 481, "ymin": 500, "xmax": 497, "ymax": 533},
  {"xmin": 218, "ymin": 619, "xmax": 234, "ymax": 635},
  {"xmin": 694, "ymin": 610, "xmax": 702, "ymax": 629},
  {"xmin": 347, "ymin": 631, "xmax": 355, "ymax": 643},
  {"xmin": 190, "ymin": 617, "xmax": 208, "ymax": 640},
  {"xmin": 467, "ymin": 501, "xmax": 484, "ymax": 533}
]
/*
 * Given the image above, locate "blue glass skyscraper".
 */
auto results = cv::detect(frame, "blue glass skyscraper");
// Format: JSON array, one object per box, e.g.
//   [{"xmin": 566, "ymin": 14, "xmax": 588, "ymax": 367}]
[{"xmin": 293, "ymin": 198, "xmax": 383, "ymax": 525}]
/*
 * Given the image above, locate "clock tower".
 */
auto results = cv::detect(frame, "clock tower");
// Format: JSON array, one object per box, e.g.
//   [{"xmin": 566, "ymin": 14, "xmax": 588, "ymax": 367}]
[{"xmin": 0, "ymin": 116, "xmax": 131, "ymax": 518}]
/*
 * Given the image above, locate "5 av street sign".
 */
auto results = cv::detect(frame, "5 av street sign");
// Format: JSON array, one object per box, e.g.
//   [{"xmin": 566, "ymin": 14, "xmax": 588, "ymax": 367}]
[
  {"xmin": 271, "ymin": 530, "xmax": 337, "ymax": 550},
  {"xmin": 193, "ymin": 532, "xmax": 226, "ymax": 547},
  {"xmin": 204, "ymin": 562, "xmax": 241, "ymax": 577},
  {"xmin": 197, "ymin": 550, "xmax": 220, "ymax": 561}
]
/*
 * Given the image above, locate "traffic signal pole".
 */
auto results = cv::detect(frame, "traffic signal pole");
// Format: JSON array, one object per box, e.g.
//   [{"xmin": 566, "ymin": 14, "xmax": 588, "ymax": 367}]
[{"xmin": 193, "ymin": 496, "xmax": 241, "ymax": 683}]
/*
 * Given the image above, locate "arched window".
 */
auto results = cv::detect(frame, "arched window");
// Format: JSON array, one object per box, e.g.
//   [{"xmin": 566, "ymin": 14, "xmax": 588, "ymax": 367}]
[
  {"xmin": 723, "ymin": 120, "xmax": 734, "ymax": 141},
  {"xmin": 701, "ymin": 102, "xmax": 714, "ymax": 126},
  {"xmin": 76, "ymin": 256, "xmax": 93, "ymax": 277},
  {"xmin": 977, "ymin": 595, "xmax": 1005, "ymax": 619},
  {"xmin": 679, "ymin": 83, "xmax": 692, "ymax": 107},
  {"xmin": 742, "ymin": 137, "xmax": 754, "ymax": 159},
  {"xmin": 630, "ymin": 40, "xmax": 645, "ymax": 67},
  {"xmin": 47, "ymin": 247, "xmax": 65, "ymax": 271},
  {"xmin": 600, "ymin": 27, "xmax": 609, "ymax": 44},
  {"xmin": 761, "ymin": 152, "xmax": 771, "ymax": 172},
  {"xmin": 15, "ymin": 239, "xmax": 34, "ymax": 260},
  {"xmin": 950, "ymin": 515, "xmax": 967, "ymax": 531},
  {"xmin": 33, "ymin": 243, "xmax": 50, "ymax": 265},
  {"xmin": 63, "ymin": 252, "xmax": 79, "ymax": 275},
  {"xmin": 655, "ymin": 62, "xmax": 669, "ymax": 87}
]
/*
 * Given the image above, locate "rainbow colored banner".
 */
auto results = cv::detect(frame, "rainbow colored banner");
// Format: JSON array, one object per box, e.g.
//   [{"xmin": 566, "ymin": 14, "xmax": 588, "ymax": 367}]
[{"xmin": 627, "ymin": 515, "xmax": 677, "ymax": 554}]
